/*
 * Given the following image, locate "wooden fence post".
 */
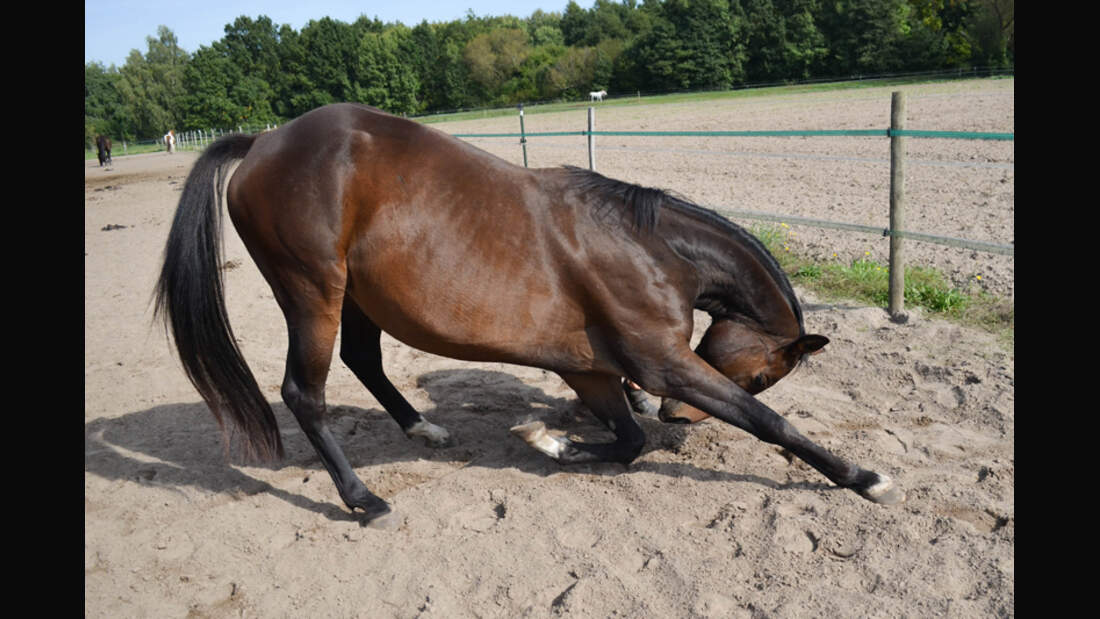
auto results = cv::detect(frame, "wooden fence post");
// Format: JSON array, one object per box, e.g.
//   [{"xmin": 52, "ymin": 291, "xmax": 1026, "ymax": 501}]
[
  {"xmin": 587, "ymin": 106, "xmax": 596, "ymax": 170},
  {"xmin": 518, "ymin": 104, "xmax": 528, "ymax": 168},
  {"xmin": 888, "ymin": 91, "xmax": 907, "ymax": 321}
]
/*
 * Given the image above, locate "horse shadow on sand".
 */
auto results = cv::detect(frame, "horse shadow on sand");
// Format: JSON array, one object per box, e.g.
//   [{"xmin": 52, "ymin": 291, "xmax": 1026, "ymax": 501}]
[{"xmin": 85, "ymin": 368, "xmax": 835, "ymax": 522}]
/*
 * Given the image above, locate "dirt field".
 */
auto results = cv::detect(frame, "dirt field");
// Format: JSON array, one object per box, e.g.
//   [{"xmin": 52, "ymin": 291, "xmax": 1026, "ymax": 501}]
[{"xmin": 85, "ymin": 79, "xmax": 1013, "ymax": 617}]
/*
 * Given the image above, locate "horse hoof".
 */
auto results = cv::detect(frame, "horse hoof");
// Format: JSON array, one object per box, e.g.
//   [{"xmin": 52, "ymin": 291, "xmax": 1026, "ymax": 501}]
[
  {"xmin": 510, "ymin": 421, "xmax": 567, "ymax": 459},
  {"xmin": 354, "ymin": 499, "xmax": 400, "ymax": 529},
  {"xmin": 510, "ymin": 420, "xmax": 545, "ymax": 442},
  {"xmin": 364, "ymin": 509, "xmax": 402, "ymax": 530},
  {"xmin": 407, "ymin": 419, "xmax": 451, "ymax": 447},
  {"xmin": 858, "ymin": 474, "xmax": 905, "ymax": 505}
]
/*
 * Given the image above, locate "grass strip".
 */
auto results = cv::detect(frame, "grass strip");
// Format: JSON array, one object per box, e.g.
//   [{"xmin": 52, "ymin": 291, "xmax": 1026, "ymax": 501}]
[{"xmin": 750, "ymin": 223, "xmax": 1013, "ymax": 351}]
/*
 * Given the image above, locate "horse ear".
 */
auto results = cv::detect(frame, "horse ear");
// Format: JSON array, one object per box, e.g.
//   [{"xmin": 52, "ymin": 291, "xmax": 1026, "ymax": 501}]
[{"xmin": 789, "ymin": 334, "xmax": 829, "ymax": 357}]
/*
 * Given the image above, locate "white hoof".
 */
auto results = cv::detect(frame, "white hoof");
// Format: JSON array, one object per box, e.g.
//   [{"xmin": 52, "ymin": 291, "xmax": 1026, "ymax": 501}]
[
  {"xmin": 859, "ymin": 474, "xmax": 905, "ymax": 505},
  {"xmin": 407, "ymin": 420, "xmax": 451, "ymax": 447},
  {"xmin": 510, "ymin": 421, "xmax": 568, "ymax": 460}
]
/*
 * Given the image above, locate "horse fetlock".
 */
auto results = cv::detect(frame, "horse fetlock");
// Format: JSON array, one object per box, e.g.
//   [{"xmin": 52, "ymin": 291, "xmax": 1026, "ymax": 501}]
[
  {"xmin": 354, "ymin": 497, "xmax": 399, "ymax": 529},
  {"xmin": 510, "ymin": 421, "xmax": 569, "ymax": 460},
  {"xmin": 339, "ymin": 483, "xmax": 390, "ymax": 514},
  {"xmin": 406, "ymin": 420, "xmax": 451, "ymax": 447}
]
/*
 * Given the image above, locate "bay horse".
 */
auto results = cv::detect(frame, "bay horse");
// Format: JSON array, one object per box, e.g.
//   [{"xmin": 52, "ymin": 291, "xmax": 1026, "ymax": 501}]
[
  {"xmin": 154, "ymin": 103, "xmax": 902, "ymax": 524},
  {"xmin": 96, "ymin": 135, "xmax": 112, "ymax": 166}
]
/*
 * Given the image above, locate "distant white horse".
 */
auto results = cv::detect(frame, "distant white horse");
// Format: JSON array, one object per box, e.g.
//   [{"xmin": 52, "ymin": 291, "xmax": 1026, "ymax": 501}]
[
  {"xmin": 164, "ymin": 130, "xmax": 176, "ymax": 153},
  {"xmin": 589, "ymin": 90, "xmax": 607, "ymax": 102}
]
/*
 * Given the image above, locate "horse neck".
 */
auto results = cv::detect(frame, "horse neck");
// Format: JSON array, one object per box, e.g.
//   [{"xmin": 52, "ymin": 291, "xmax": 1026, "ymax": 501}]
[{"xmin": 663, "ymin": 206, "xmax": 804, "ymax": 340}]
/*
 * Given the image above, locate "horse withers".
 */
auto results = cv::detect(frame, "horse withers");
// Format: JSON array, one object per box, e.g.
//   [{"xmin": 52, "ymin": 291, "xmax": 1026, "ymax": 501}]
[
  {"xmin": 96, "ymin": 135, "xmax": 112, "ymax": 167},
  {"xmin": 155, "ymin": 103, "xmax": 903, "ymax": 525}
]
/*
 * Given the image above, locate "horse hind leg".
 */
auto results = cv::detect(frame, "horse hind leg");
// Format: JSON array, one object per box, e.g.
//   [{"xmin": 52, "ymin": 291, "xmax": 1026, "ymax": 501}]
[
  {"xmin": 512, "ymin": 372, "xmax": 645, "ymax": 465},
  {"xmin": 280, "ymin": 310, "xmax": 396, "ymax": 522},
  {"xmin": 251, "ymin": 260, "xmax": 394, "ymax": 522},
  {"xmin": 339, "ymin": 297, "xmax": 450, "ymax": 446}
]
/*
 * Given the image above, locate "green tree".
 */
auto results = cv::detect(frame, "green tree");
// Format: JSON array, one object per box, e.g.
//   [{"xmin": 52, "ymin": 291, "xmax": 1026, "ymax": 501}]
[
  {"xmin": 272, "ymin": 24, "xmax": 314, "ymax": 118},
  {"xmin": 588, "ymin": 0, "xmax": 631, "ymax": 44},
  {"xmin": 85, "ymin": 62, "xmax": 131, "ymax": 145},
  {"xmin": 179, "ymin": 43, "xmax": 241, "ymax": 129},
  {"xmin": 628, "ymin": 0, "xmax": 745, "ymax": 91},
  {"xmin": 528, "ymin": 9, "xmax": 565, "ymax": 47},
  {"xmin": 463, "ymin": 28, "xmax": 532, "ymax": 103},
  {"xmin": 537, "ymin": 44, "xmax": 594, "ymax": 99},
  {"xmin": 743, "ymin": 0, "xmax": 827, "ymax": 83},
  {"xmin": 297, "ymin": 17, "xmax": 364, "ymax": 108},
  {"xmin": 358, "ymin": 26, "xmax": 421, "ymax": 113},
  {"xmin": 817, "ymin": 0, "xmax": 913, "ymax": 76},
  {"xmin": 560, "ymin": 1, "xmax": 592, "ymax": 46},
  {"xmin": 896, "ymin": 0, "xmax": 970, "ymax": 70},
  {"xmin": 115, "ymin": 26, "xmax": 189, "ymax": 138},
  {"xmin": 969, "ymin": 0, "xmax": 1013, "ymax": 67},
  {"xmin": 221, "ymin": 16, "xmax": 281, "ymax": 80},
  {"xmin": 427, "ymin": 19, "xmax": 480, "ymax": 110}
]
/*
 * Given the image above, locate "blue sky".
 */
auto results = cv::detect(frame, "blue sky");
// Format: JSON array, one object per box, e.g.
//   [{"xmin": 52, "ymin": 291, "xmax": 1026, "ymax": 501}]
[{"xmin": 85, "ymin": 0, "xmax": 572, "ymax": 68}]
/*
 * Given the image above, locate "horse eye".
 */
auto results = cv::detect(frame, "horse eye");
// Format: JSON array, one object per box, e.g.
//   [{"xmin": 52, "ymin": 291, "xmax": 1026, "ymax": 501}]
[{"xmin": 753, "ymin": 374, "xmax": 769, "ymax": 389}]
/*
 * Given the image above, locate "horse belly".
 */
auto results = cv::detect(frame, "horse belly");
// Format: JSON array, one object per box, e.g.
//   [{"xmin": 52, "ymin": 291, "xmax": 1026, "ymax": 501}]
[{"xmin": 345, "ymin": 229, "xmax": 592, "ymax": 369}]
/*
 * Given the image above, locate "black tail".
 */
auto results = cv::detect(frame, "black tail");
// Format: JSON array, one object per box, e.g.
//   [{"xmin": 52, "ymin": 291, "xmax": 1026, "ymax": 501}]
[{"xmin": 153, "ymin": 134, "xmax": 284, "ymax": 462}]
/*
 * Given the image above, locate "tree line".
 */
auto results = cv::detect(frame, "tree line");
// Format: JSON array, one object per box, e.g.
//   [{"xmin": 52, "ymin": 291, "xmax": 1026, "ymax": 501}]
[{"xmin": 84, "ymin": 0, "xmax": 1013, "ymax": 146}]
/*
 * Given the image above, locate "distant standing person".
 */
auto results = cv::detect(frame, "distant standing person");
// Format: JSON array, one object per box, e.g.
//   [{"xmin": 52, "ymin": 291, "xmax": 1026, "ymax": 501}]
[{"xmin": 164, "ymin": 130, "xmax": 176, "ymax": 153}]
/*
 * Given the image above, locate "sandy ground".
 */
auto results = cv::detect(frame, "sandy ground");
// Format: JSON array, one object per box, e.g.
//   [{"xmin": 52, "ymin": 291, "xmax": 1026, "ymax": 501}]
[{"xmin": 85, "ymin": 79, "xmax": 1013, "ymax": 617}]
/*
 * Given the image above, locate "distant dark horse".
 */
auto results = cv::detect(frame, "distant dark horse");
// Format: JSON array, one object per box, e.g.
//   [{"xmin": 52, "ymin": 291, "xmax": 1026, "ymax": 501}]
[
  {"xmin": 155, "ymin": 103, "xmax": 902, "ymax": 523},
  {"xmin": 96, "ymin": 135, "xmax": 112, "ymax": 167}
]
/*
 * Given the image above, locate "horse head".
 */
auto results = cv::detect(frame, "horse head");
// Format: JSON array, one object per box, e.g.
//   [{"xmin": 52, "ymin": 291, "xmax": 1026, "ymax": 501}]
[{"xmin": 657, "ymin": 318, "xmax": 828, "ymax": 423}]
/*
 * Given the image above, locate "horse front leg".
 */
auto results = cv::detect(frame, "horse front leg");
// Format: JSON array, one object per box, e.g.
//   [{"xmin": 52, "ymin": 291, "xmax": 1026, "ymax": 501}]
[
  {"xmin": 512, "ymin": 372, "xmax": 646, "ymax": 465},
  {"xmin": 646, "ymin": 352, "xmax": 904, "ymax": 505},
  {"xmin": 339, "ymin": 297, "xmax": 450, "ymax": 447}
]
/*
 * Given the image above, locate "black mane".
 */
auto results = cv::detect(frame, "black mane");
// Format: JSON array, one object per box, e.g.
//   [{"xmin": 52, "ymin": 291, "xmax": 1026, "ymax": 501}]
[
  {"xmin": 563, "ymin": 165, "xmax": 804, "ymax": 330},
  {"xmin": 565, "ymin": 165, "xmax": 664, "ymax": 233}
]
